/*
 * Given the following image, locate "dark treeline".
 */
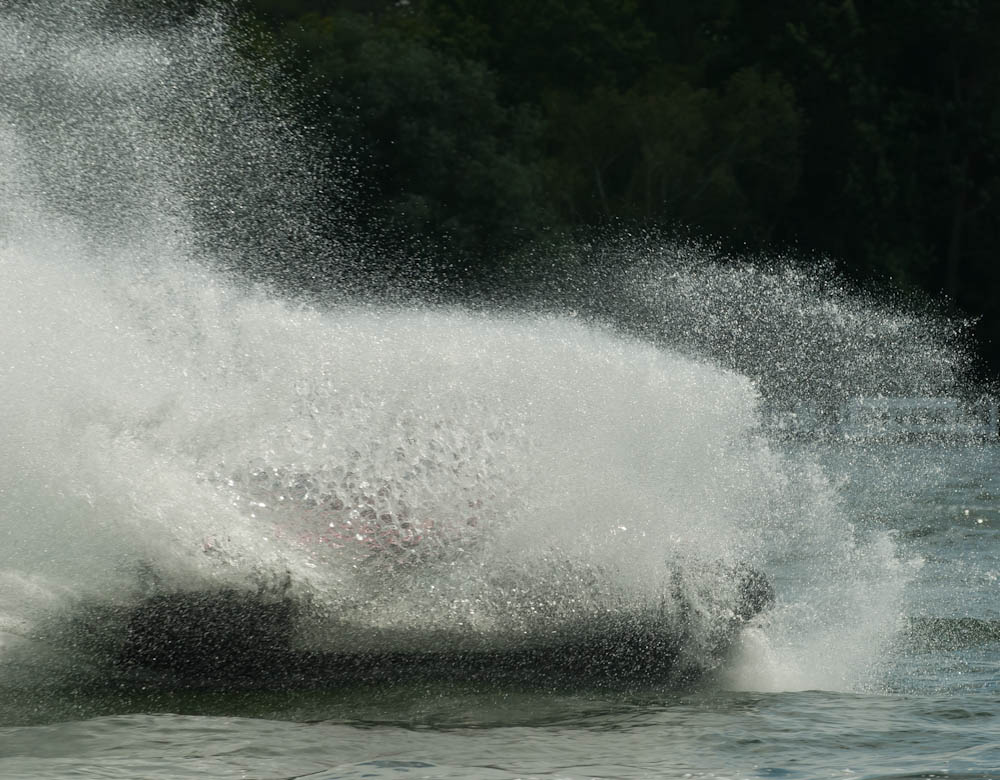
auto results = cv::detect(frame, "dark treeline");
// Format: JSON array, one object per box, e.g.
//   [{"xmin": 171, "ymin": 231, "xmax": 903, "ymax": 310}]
[{"xmin": 161, "ymin": 0, "xmax": 1000, "ymax": 372}]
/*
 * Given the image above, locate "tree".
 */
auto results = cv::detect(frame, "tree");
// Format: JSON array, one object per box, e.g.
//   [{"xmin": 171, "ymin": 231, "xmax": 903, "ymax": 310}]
[
  {"xmin": 541, "ymin": 66, "xmax": 801, "ymax": 242},
  {"xmin": 738, "ymin": 0, "xmax": 1000, "ymax": 366},
  {"xmin": 276, "ymin": 8, "xmax": 551, "ymax": 272},
  {"xmin": 415, "ymin": 0, "xmax": 655, "ymax": 101}
]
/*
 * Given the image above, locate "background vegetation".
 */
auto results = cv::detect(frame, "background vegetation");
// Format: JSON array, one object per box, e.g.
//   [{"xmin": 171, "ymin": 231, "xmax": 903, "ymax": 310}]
[{"xmin": 158, "ymin": 0, "xmax": 1000, "ymax": 373}]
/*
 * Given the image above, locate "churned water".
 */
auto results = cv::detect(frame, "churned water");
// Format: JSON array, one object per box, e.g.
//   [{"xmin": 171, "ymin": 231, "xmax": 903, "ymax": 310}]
[{"xmin": 0, "ymin": 2, "xmax": 997, "ymax": 778}]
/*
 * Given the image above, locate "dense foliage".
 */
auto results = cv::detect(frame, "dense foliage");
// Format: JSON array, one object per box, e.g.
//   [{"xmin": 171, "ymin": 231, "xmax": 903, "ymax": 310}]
[{"xmin": 231, "ymin": 1, "xmax": 998, "ymax": 370}]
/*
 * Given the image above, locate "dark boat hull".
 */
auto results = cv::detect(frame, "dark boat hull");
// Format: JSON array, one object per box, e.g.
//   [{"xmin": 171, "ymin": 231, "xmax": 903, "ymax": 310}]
[{"xmin": 108, "ymin": 566, "xmax": 774, "ymax": 691}]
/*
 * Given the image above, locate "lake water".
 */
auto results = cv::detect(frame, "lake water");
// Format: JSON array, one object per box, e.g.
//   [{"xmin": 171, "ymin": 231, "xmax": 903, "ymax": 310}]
[
  {"xmin": 1, "ymin": 2, "xmax": 998, "ymax": 778},
  {"xmin": 1, "ymin": 442, "xmax": 996, "ymax": 780}
]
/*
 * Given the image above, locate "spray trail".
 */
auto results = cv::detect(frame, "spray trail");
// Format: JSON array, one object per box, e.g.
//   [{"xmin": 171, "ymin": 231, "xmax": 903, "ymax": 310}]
[{"xmin": 0, "ymin": 0, "xmax": 965, "ymax": 696}]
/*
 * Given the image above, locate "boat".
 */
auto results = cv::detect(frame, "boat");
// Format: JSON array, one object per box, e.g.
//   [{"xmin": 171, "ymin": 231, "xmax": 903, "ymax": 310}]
[{"xmin": 102, "ymin": 563, "xmax": 775, "ymax": 691}]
